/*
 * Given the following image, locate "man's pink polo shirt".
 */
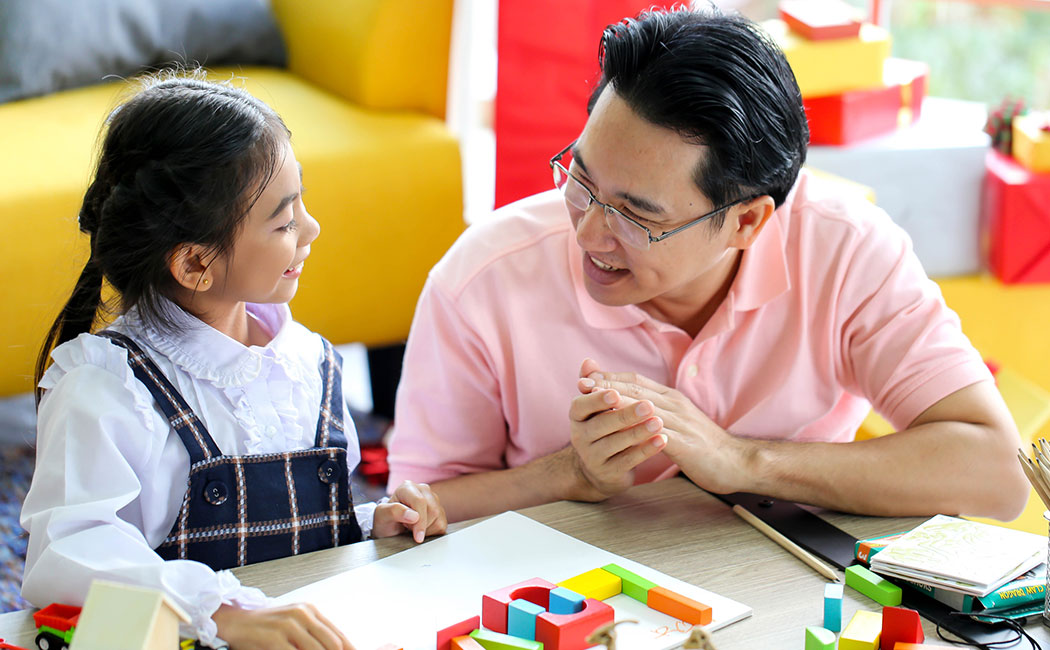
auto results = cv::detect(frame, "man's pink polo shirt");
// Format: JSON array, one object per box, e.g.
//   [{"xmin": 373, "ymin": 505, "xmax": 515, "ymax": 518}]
[{"xmin": 387, "ymin": 172, "xmax": 991, "ymax": 488}]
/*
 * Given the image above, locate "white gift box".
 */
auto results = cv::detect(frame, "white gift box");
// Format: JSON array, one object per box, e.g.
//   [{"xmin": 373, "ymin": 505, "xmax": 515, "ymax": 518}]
[{"xmin": 805, "ymin": 97, "xmax": 990, "ymax": 277}]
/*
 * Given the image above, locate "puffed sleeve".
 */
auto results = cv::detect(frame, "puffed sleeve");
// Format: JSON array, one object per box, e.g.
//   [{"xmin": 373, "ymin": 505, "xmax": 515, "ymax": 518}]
[
  {"xmin": 385, "ymin": 277, "xmax": 508, "ymax": 490},
  {"xmin": 21, "ymin": 334, "xmax": 269, "ymax": 647}
]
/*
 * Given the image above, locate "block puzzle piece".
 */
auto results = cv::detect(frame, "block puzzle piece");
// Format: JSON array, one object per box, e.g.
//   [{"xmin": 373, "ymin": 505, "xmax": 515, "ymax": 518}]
[
  {"xmin": 557, "ymin": 568, "xmax": 621, "ymax": 601},
  {"xmin": 451, "ymin": 637, "xmax": 486, "ymax": 650},
  {"xmin": 646, "ymin": 586, "xmax": 712, "ymax": 626},
  {"xmin": 508, "ymin": 599, "xmax": 546, "ymax": 641},
  {"xmin": 779, "ymin": 0, "xmax": 862, "ymax": 41},
  {"xmin": 823, "ymin": 582, "xmax": 843, "ymax": 632},
  {"xmin": 470, "ymin": 629, "xmax": 543, "ymax": 650},
  {"xmin": 535, "ymin": 597, "xmax": 614, "ymax": 650},
  {"xmin": 804, "ymin": 626, "xmax": 836, "ymax": 650},
  {"xmin": 846, "ymin": 565, "xmax": 902, "ymax": 607},
  {"xmin": 548, "ymin": 587, "xmax": 585, "ymax": 615},
  {"xmin": 600, "ymin": 564, "xmax": 657, "ymax": 604},
  {"xmin": 482, "ymin": 578, "xmax": 557, "ymax": 634},
  {"xmin": 839, "ymin": 610, "xmax": 881, "ymax": 650},
  {"xmin": 438, "ymin": 615, "xmax": 481, "ymax": 650},
  {"xmin": 881, "ymin": 606, "xmax": 924, "ymax": 649}
]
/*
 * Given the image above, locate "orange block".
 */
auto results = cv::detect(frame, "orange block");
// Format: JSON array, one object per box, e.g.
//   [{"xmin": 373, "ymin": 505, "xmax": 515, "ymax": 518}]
[
  {"xmin": 450, "ymin": 635, "xmax": 486, "ymax": 650},
  {"xmin": 646, "ymin": 586, "xmax": 712, "ymax": 625}
]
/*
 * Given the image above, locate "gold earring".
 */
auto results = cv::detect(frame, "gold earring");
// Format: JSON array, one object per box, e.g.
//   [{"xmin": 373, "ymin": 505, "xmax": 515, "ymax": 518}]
[{"xmin": 202, "ymin": 278, "xmax": 210, "ymax": 286}]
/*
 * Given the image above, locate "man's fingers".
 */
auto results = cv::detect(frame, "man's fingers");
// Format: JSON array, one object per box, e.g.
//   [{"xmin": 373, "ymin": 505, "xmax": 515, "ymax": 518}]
[
  {"xmin": 588, "ymin": 370, "xmax": 669, "ymax": 395},
  {"xmin": 569, "ymin": 389, "xmax": 621, "ymax": 422},
  {"xmin": 605, "ymin": 432, "xmax": 668, "ymax": 474},
  {"xmin": 588, "ymin": 418, "xmax": 664, "ymax": 462},
  {"xmin": 579, "ymin": 357, "xmax": 602, "ymax": 379},
  {"xmin": 575, "ymin": 400, "xmax": 657, "ymax": 444}
]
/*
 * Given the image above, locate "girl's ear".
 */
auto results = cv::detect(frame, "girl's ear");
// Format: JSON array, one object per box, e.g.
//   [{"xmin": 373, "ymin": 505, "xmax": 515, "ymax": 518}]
[{"xmin": 168, "ymin": 244, "xmax": 214, "ymax": 292}]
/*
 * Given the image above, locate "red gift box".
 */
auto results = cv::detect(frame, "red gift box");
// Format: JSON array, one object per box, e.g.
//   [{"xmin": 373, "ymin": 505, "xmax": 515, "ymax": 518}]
[
  {"xmin": 981, "ymin": 149, "xmax": 1050, "ymax": 283},
  {"xmin": 779, "ymin": 0, "xmax": 862, "ymax": 41},
  {"xmin": 804, "ymin": 58, "xmax": 928, "ymax": 145}
]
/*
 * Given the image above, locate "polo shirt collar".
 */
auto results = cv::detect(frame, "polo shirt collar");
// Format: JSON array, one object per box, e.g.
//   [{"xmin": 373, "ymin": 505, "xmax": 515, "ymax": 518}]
[{"xmin": 567, "ymin": 205, "xmax": 791, "ymax": 332}]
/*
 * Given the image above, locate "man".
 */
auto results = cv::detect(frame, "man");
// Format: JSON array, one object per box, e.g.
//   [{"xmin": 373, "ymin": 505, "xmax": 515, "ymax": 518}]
[{"xmin": 386, "ymin": 8, "xmax": 1028, "ymax": 523}]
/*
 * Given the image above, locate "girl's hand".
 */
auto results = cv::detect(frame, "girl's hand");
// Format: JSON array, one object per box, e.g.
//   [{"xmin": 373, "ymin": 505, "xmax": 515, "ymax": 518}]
[
  {"xmin": 373, "ymin": 480, "xmax": 448, "ymax": 542},
  {"xmin": 212, "ymin": 603, "xmax": 353, "ymax": 650}
]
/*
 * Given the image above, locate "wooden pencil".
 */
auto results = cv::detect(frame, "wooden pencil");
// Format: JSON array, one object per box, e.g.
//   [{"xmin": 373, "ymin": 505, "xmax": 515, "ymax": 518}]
[
  {"xmin": 1018, "ymin": 451, "xmax": 1050, "ymax": 509},
  {"xmin": 732, "ymin": 504, "xmax": 840, "ymax": 582}
]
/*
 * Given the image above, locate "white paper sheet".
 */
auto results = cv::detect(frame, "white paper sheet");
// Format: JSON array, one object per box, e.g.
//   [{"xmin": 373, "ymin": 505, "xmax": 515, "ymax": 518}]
[{"xmin": 275, "ymin": 511, "xmax": 751, "ymax": 650}]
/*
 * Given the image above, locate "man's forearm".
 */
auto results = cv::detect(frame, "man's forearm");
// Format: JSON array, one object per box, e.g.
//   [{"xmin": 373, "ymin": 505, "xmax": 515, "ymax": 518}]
[{"xmin": 429, "ymin": 447, "xmax": 604, "ymax": 522}]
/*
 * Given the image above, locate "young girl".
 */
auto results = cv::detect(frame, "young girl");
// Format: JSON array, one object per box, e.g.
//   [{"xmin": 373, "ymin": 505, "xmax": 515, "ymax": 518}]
[{"xmin": 20, "ymin": 73, "xmax": 446, "ymax": 650}]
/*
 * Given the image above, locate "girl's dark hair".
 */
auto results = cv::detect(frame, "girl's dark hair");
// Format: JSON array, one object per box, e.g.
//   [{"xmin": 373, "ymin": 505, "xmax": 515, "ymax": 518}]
[
  {"xmin": 589, "ymin": 7, "xmax": 809, "ymax": 228},
  {"xmin": 35, "ymin": 72, "xmax": 290, "ymax": 402}
]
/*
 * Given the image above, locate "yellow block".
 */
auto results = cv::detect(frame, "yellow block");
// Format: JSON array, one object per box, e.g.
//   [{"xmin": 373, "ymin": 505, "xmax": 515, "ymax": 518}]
[
  {"xmin": 804, "ymin": 166, "xmax": 876, "ymax": 203},
  {"xmin": 557, "ymin": 568, "xmax": 622, "ymax": 601},
  {"xmin": 763, "ymin": 20, "xmax": 891, "ymax": 98},
  {"xmin": 1012, "ymin": 112, "xmax": 1050, "ymax": 174},
  {"xmin": 838, "ymin": 610, "xmax": 881, "ymax": 650}
]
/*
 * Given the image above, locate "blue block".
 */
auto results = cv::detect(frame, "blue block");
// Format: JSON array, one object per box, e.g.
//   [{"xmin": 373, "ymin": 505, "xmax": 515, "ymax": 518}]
[
  {"xmin": 507, "ymin": 598, "xmax": 546, "ymax": 640},
  {"xmin": 824, "ymin": 582, "xmax": 843, "ymax": 633},
  {"xmin": 548, "ymin": 586, "xmax": 585, "ymax": 615}
]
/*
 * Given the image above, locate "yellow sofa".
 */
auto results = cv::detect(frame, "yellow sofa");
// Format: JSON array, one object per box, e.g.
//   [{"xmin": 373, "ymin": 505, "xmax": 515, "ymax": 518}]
[{"xmin": 0, "ymin": 0, "xmax": 465, "ymax": 397}]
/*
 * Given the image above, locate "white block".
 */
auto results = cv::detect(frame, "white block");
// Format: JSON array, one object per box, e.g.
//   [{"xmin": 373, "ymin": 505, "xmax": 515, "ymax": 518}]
[{"xmin": 806, "ymin": 97, "xmax": 990, "ymax": 277}]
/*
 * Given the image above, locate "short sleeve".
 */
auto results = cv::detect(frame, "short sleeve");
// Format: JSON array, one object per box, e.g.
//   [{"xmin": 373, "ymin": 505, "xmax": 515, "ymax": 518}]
[
  {"xmin": 837, "ymin": 219, "xmax": 992, "ymax": 429},
  {"xmin": 385, "ymin": 277, "xmax": 510, "ymax": 488}
]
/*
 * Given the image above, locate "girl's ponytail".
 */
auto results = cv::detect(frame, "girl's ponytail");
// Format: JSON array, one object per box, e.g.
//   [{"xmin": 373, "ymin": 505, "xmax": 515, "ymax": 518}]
[{"xmin": 34, "ymin": 256, "xmax": 104, "ymax": 404}]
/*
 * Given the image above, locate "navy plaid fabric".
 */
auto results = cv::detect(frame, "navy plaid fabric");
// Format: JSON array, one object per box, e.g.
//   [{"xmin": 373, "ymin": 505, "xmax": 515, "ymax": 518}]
[{"xmin": 100, "ymin": 331, "xmax": 363, "ymax": 570}]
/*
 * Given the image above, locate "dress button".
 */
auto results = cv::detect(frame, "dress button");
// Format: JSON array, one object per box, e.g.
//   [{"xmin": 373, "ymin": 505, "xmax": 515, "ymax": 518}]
[
  {"xmin": 687, "ymin": 364, "xmax": 699, "ymax": 378},
  {"xmin": 204, "ymin": 480, "xmax": 228, "ymax": 505},
  {"xmin": 318, "ymin": 459, "xmax": 342, "ymax": 484}
]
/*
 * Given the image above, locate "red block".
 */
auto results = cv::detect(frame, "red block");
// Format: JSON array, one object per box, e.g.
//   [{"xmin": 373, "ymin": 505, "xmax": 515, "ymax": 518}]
[
  {"xmin": 779, "ymin": 0, "xmax": 862, "ymax": 40},
  {"xmin": 437, "ymin": 616, "xmax": 480, "ymax": 650},
  {"xmin": 535, "ymin": 597, "xmax": 615, "ymax": 650},
  {"xmin": 981, "ymin": 149, "xmax": 1050, "ymax": 283},
  {"xmin": 804, "ymin": 58, "xmax": 927, "ymax": 145},
  {"xmin": 482, "ymin": 578, "xmax": 557, "ymax": 634},
  {"xmin": 880, "ymin": 606, "xmax": 924, "ymax": 650}
]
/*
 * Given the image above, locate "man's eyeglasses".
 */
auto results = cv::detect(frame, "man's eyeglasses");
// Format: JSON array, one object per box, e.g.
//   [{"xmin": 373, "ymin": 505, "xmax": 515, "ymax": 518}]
[{"xmin": 549, "ymin": 141, "xmax": 750, "ymax": 251}]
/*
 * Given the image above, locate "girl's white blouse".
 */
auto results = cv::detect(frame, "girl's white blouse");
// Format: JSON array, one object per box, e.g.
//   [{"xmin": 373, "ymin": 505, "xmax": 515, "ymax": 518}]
[{"xmin": 20, "ymin": 301, "xmax": 377, "ymax": 646}]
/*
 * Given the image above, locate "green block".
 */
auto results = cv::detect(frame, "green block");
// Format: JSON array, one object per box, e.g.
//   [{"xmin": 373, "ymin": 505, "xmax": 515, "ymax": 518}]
[
  {"xmin": 845, "ymin": 565, "xmax": 902, "ymax": 606},
  {"xmin": 601, "ymin": 563, "xmax": 658, "ymax": 604},
  {"xmin": 804, "ymin": 626, "xmax": 835, "ymax": 650},
  {"xmin": 470, "ymin": 628, "xmax": 544, "ymax": 650}
]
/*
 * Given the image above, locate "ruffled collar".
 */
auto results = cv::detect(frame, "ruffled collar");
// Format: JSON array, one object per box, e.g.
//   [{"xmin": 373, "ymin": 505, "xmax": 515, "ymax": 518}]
[{"xmin": 118, "ymin": 299, "xmax": 295, "ymax": 388}]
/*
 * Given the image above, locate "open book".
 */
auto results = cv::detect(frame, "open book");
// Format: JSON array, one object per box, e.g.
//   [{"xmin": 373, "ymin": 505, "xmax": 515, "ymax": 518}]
[{"xmin": 870, "ymin": 514, "xmax": 1045, "ymax": 597}]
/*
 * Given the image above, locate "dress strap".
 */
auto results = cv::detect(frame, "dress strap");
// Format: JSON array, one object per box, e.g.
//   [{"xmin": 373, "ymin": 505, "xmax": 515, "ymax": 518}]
[
  {"xmin": 315, "ymin": 338, "xmax": 346, "ymax": 449},
  {"xmin": 98, "ymin": 331, "xmax": 222, "ymax": 463}
]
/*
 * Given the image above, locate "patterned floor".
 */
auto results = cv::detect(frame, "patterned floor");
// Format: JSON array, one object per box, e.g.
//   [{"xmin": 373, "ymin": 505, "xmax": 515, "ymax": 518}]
[{"xmin": 0, "ymin": 405, "xmax": 390, "ymax": 614}]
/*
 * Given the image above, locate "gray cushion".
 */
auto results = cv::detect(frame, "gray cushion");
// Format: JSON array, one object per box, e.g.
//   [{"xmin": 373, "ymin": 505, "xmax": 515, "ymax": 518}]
[{"xmin": 0, "ymin": 0, "xmax": 286, "ymax": 104}]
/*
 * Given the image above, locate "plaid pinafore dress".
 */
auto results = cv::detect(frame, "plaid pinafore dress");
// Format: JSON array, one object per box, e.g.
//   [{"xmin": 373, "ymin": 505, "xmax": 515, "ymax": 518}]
[{"xmin": 99, "ymin": 331, "xmax": 363, "ymax": 570}]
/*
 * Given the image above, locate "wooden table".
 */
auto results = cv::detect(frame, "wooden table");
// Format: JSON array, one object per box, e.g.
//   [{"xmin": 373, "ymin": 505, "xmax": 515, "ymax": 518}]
[{"xmin": 1, "ymin": 478, "xmax": 1046, "ymax": 649}]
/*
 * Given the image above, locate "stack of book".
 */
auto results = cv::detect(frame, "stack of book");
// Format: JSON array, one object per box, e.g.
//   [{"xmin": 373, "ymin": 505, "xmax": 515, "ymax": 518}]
[{"xmin": 856, "ymin": 514, "xmax": 1046, "ymax": 621}]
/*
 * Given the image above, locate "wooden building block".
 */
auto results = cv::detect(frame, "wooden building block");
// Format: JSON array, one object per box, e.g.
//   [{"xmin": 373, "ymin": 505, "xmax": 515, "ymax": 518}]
[
  {"xmin": 557, "ymin": 568, "xmax": 621, "ymax": 601},
  {"xmin": 838, "ymin": 610, "xmax": 882, "ymax": 650},
  {"xmin": 548, "ymin": 587, "xmax": 585, "ymax": 615},
  {"xmin": 823, "ymin": 582, "xmax": 843, "ymax": 632},
  {"xmin": 600, "ymin": 564, "xmax": 657, "ymax": 604},
  {"xmin": 881, "ymin": 606, "xmax": 924, "ymax": 649},
  {"xmin": 482, "ymin": 578, "xmax": 557, "ymax": 634},
  {"xmin": 763, "ymin": 19, "xmax": 891, "ymax": 98},
  {"xmin": 846, "ymin": 565, "xmax": 902, "ymax": 607},
  {"xmin": 804, "ymin": 626, "xmax": 836, "ymax": 650},
  {"xmin": 508, "ymin": 599, "xmax": 546, "ymax": 641},
  {"xmin": 450, "ymin": 636, "xmax": 486, "ymax": 650},
  {"xmin": 535, "ymin": 598, "xmax": 614, "ymax": 650},
  {"xmin": 469, "ymin": 629, "xmax": 543, "ymax": 650},
  {"xmin": 1013, "ymin": 112, "xmax": 1050, "ymax": 174},
  {"xmin": 437, "ymin": 615, "xmax": 481, "ymax": 650},
  {"xmin": 646, "ymin": 586, "xmax": 713, "ymax": 626},
  {"xmin": 779, "ymin": 0, "xmax": 862, "ymax": 41}
]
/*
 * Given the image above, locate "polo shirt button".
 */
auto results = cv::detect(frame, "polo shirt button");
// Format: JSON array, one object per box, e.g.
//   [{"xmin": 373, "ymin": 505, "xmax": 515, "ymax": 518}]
[
  {"xmin": 687, "ymin": 364, "xmax": 699, "ymax": 378},
  {"xmin": 204, "ymin": 480, "xmax": 228, "ymax": 505},
  {"xmin": 318, "ymin": 459, "xmax": 342, "ymax": 484}
]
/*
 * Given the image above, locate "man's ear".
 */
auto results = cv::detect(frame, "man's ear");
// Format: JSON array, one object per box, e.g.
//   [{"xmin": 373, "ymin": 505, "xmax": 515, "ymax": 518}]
[
  {"xmin": 168, "ymin": 244, "xmax": 214, "ymax": 292},
  {"xmin": 727, "ymin": 195, "xmax": 776, "ymax": 250}
]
